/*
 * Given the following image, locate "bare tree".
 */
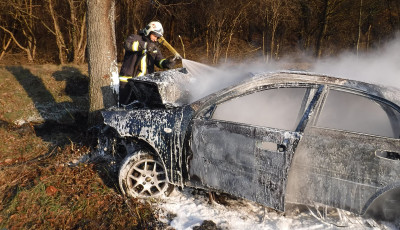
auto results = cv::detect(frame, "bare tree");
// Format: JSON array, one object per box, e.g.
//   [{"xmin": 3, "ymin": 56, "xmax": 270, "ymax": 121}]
[
  {"xmin": 0, "ymin": 34, "xmax": 12, "ymax": 60},
  {"xmin": 0, "ymin": 0, "xmax": 39, "ymax": 62},
  {"xmin": 315, "ymin": 0, "xmax": 346, "ymax": 57},
  {"xmin": 357, "ymin": 0, "xmax": 363, "ymax": 56},
  {"xmin": 67, "ymin": 0, "xmax": 87, "ymax": 64},
  {"xmin": 315, "ymin": 0, "xmax": 329, "ymax": 58},
  {"xmin": 256, "ymin": 0, "xmax": 301, "ymax": 61},
  {"xmin": 44, "ymin": 0, "xmax": 87, "ymax": 64},
  {"xmin": 1, "ymin": 0, "xmax": 400, "ymax": 64},
  {"xmin": 86, "ymin": 0, "xmax": 118, "ymax": 125},
  {"xmin": 45, "ymin": 0, "xmax": 67, "ymax": 64},
  {"xmin": 199, "ymin": 0, "xmax": 251, "ymax": 64},
  {"xmin": 0, "ymin": 5, "xmax": 14, "ymax": 61},
  {"xmin": 268, "ymin": 0, "xmax": 283, "ymax": 61},
  {"xmin": 224, "ymin": 1, "xmax": 251, "ymax": 63},
  {"xmin": 119, "ymin": 0, "xmax": 151, "ymax": 34},
  {"xmin": 208, "ymin": 16, "xmax": 224, "ymax": 64}
]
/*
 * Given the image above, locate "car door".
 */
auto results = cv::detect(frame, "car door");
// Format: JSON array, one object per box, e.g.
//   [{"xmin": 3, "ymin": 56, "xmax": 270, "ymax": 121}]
[
  {"xmin": 188, "ymin": 85, "xmax": 322, "ymax": 211},
  {"xmin": 286, "ymin": 87, "xmax": 400, "ymax": 216}
]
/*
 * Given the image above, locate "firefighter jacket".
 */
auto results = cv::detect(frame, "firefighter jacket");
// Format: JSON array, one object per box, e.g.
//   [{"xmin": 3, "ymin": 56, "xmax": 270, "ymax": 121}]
[{"xmin": 119, "ymin": 34, "xmax": 167, "ymax": 83}]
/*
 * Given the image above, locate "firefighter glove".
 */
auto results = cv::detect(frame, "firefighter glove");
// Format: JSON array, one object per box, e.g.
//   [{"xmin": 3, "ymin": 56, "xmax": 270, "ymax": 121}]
[{"xmin": 163, "ymin": 58, "xmax": 176, "ymax": 69}]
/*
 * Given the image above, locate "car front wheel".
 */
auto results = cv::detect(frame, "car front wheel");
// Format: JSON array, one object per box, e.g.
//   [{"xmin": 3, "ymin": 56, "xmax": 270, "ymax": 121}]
[{"xmin": 119, "ymin": 150, "xmax": 172, "ymax": 198}]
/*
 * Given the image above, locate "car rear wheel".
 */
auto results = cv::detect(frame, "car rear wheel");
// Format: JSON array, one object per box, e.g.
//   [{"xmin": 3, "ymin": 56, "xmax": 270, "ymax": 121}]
[{"xmin": 119, "ymin": 150, "xmax": 172, "ymax": 198}]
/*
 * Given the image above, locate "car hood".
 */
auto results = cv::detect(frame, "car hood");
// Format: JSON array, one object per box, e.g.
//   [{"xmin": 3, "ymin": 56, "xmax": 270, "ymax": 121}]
[{"xmin": 128, "ymin": 68, "xmax": 192, "ymax": 108}]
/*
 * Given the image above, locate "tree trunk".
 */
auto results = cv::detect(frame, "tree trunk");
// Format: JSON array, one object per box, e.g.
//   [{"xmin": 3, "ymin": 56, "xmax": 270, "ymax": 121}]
[
  {"xmin": 396, "ymin": 0, "xmax": 400, "ymax": 29},
  {"xmin": 315, "ymin": 0, "xmax": 329, "ymax": 58},
  {"xmin": 69, "ymin": 0, "xmax": 87, "ymax": 64},
  {"xmin": 356, "ymin": 0, "xmax": 363, "ymax": 56},
  {"xmin": 26, "ymin": 0, "xmax": 36, "ymax": 62},
  {"xmin": 47, "ymin": 0, "xmax": 67, "ymax": 64},
  {"xmin": 4, "ymin": 0, "xmax": 38, "ymax": 62},
  {"xmin": 225, "ymin": 3, "xmax": 248, "ymax": 63},
  {"xmin": 385, "ymin": 0, "xmax": 396, "ymax": 30},
  {"xmin": 270, "ymin": 1, "xmax": 281, "ymax": 61},
  {"xmin": 74, "ymin": 12, "xmax": 87, "ymax": 64},
  {"xmin": 86, "ymin": 0, "xmax": 119, "ymax": 126},
  {"xmin": 0, "ymin": 36, "xmax": 12, "ymax": 60}
]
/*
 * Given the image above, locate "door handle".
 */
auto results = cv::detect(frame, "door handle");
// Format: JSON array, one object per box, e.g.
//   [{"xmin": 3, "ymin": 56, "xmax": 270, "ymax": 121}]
[
  {"xmin": 257, "ymin": 140, "xmax": 289, "ymax": 152},
  {"xmin": 376, "ymin": 150, "xmax": 400, "ymax": 160},
  {"xmin": 277, "ymin": 144, "xmax": 286, "ymax": 152},
  {"xmin": 278, "ymin": 139, "xmax": 290, "ymax": 152}
]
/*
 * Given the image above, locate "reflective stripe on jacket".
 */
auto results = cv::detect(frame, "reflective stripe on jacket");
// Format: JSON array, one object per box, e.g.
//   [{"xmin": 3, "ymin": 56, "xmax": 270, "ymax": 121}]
[{"xmin": 119, "ymin": 34, "xmax": 165, "ymax": 79}]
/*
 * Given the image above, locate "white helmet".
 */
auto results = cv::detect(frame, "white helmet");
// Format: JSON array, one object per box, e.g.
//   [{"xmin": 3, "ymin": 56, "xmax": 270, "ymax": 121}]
[{"xmin": 143, "ymin": 21, "xmax": 164, "ymax": 37}]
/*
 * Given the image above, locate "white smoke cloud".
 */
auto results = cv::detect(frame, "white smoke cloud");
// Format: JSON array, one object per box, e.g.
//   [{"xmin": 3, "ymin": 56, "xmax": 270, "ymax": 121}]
[
  {"xmin": 183, "ymin": 59, "xmax": 281, "ymax": 102},
  {"xmin": 183, "ymin": 33, "xmax": 400, "ymax": 102},
  {"xmin": 311, "ymin": 33, "xmax": 400, "ymax": 88}
]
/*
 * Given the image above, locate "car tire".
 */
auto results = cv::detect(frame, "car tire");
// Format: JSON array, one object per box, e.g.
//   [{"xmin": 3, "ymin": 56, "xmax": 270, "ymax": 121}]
[{"xmin": 119, "ymin": 149, "xmax": 173, "ymax": 198}]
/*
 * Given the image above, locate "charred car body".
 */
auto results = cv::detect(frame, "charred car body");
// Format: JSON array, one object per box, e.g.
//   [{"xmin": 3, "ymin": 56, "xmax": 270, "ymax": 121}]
[{"xmin": 99, "ymin": 68, "xmax": 400, "ymax": 220}]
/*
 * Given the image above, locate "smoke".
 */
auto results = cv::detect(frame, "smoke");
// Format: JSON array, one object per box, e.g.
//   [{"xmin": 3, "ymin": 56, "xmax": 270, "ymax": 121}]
[
  {"xmin": 183, "ymin": 33, "xmax": 400, "ymax": 102},
  {"xmin": 182, "ymin": 59, "xmax": 282, "ymax": 102},
  {"xmin": 311, "ymin": 33, "xmax": 400, "ymax": 88}
]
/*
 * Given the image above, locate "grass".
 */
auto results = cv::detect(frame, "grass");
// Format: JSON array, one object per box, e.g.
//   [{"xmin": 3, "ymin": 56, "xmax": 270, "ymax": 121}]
[
  {"xmin": 0, "ymin": 65, "xmax": 89, "ymax": 124},
  {"xmin": 0, "ymin": 65, "xmax": 159, "ymax": 229},
  {"xmin": 0, "ymin": 149, "xmax": 156, "ymax": 229},
  {"xmin": 0, "ymin": 119, "xmax": 48, "ymax": 163}
]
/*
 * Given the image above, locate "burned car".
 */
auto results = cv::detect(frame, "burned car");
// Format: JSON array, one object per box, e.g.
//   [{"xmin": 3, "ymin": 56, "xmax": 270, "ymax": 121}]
[{"xmin": 99, "ymin": 68, "xmax": 400, "ymax": 220}]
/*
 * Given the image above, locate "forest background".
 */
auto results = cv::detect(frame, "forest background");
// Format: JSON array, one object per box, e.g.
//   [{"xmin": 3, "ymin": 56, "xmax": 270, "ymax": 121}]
[{"xmin": 0, "ymin": 0, "xmax": 399, "ymax": 65}]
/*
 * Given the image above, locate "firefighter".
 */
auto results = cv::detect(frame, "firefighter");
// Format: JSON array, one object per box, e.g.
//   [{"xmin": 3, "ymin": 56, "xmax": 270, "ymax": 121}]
[{"xmin": 119, "ymin": 21, "xmax": 176, "ymax": 105}]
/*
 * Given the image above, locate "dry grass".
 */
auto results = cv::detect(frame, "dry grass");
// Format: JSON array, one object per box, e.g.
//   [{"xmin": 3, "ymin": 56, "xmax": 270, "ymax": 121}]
[
  {"xmin": 0, "ymin": 64, "xmax": 89, "ymax": 124},
  {"xmin": 0, "ymin": 144, "xmax": 157, "ymax": 229},
  {"xmin": 0, "ymin": 65, "xmax": 159, "ymax": 229}
]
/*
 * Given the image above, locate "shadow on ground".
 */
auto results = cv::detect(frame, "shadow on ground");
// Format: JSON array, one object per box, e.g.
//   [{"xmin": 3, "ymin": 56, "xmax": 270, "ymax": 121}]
[
  {"xmin": 4, "ymin": 65, "xmax": 124, "ymax": 195},
  {"xmin": 5, "ymin": 65, "xmax": 89, "ymax": 146}
]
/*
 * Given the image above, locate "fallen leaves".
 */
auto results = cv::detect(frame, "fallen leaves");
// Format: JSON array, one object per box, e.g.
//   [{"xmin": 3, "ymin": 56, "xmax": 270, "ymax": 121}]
[
  {"xmin": 45, "ymin": 186, "xmax": 58, "ymax": 196},
  {"xmin": 0, "ymin": 157, "xmax": 26, "ymax": 166},
  {"xmin": 0, "ymin": 135, "xmax": 157, "ymax": 229}
]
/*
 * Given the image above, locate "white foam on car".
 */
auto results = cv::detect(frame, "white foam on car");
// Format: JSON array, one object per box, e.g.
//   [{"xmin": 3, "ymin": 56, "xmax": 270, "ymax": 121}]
[{"xmin": 156, "ymin": 188, "xmax": 397, "ymax": 230}]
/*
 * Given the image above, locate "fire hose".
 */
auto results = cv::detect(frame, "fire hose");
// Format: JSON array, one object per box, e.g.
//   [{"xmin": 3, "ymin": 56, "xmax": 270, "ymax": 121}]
[{"xmin": 158, "ymin": 36, "xmax": 182, "ymax": 61}]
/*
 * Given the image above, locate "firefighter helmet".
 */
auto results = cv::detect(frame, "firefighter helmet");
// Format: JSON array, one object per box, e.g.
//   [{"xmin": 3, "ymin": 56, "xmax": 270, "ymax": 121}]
[{"xmin": 143, "ymin": 21, "xmax": 164, "ymax": 37}]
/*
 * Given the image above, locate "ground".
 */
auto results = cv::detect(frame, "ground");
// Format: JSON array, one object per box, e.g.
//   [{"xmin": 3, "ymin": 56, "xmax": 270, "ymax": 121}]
[{"xmin": 0, "ymin": 64, "xmax": 161, "ymax": 229}]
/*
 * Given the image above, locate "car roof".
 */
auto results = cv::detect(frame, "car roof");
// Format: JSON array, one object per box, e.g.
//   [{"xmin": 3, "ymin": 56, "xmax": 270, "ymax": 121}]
[
  {"xmin": 130, "ymin": 69, "xmax": 400, "ymax": 110},
  {"xmin": 191, "ymin": 71, "xmax": 400, "ymax": 110}
]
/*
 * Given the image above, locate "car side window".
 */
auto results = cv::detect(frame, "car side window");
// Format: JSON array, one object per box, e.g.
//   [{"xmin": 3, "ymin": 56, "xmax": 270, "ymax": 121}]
[
  {"xmin": 211, "ymin": 88, "xmax": 308, "ymax": 131},
  {"xmin": 316, "ymin": 89, "xmax": 400, "ymax": 138}
]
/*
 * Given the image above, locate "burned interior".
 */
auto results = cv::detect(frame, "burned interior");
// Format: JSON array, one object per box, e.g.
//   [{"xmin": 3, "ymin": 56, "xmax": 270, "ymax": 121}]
[{"xmin": 98, "ymin": 68, "xmax": 400, "ymax": 221}]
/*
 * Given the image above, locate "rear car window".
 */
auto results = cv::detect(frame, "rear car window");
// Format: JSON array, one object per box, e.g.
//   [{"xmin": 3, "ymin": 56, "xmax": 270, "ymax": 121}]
[
  {"xmin": 212, "ymin": 87, "xmax": 307, "ymax": 131},
  {"xmin": 316, "ymin": 89, "xmax": 400, "ymax": 138}
]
